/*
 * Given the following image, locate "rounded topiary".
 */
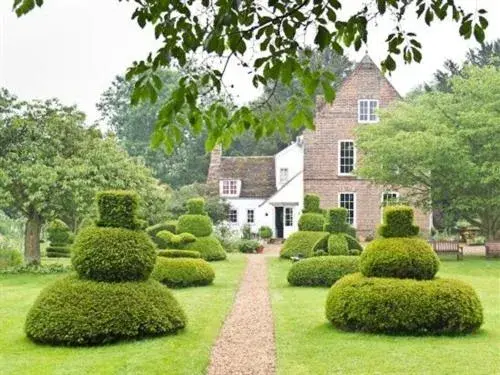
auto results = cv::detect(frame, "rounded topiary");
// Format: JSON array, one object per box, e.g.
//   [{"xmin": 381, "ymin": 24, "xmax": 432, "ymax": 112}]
[
  {"xmin": 146, "ymin": 221, "xmax": 178, "ymax": 248},
  {"xmin": 378, "ymin": 205, "xmax": 419, "ymax": 238},
  {"xmin": 96, "ymin": 190, "xmax": 141, "ymax": 230},
  {"xmin": 186, "ymin": 197, "xmax": 206, "ymax": 215},
  {"xmin": 151, "ymin": 257, "xmax": 215, "ymax": 288},
  {"xmin": 46, "ymin": 219, "xmax": 72, "ymax": 258},
  {"xmin": 325, "ymin": 273, "xmax": 483, "ymax": 335},
  {"xmin": 298, "ymin": 213, "xmax": 325, "ymax": 232},
  {"xmin": 328, "ymin": 234, "xmax": 349, "ymax": 255},
  {"xmin": 324, "ymin": 208, "xmax": 349, "ymax": 233},
  {"xmin": 280, "ymin": 231, "xmax": 329, "ymax": 259},
  {"xmin": 156, "ymin": 231, "xmax": 196, "ymax": 249},
  {"xmin": 360, "ymin": 237, "xmax": 439, "ymax": 280},
  {"xmin": 258, "ymin": 226, "xmax": 273, "ymax": 239},
  {"xmin": 183, "ymin": 236, "xmax": 227, "ymax": 261},
  {"xmin": 287, "ymin": 256, "xmax": 359, "ymax": 287},
  {"xmin": 72, "ymin": 227, "xmax": 157, "ymax": 282},
  {"xmin": 303, "ymin": 194, "xmax": 321, "ymax": 213},
  {"xmin": 25, "ymin": 275, "xmax": 186, "ymax": 345},
  {"xmin": 158, "ymin": 250, "xmax": 201, "ymax": 258},
  {"xmin": 177, "ymin": 215, "xmax": 213, "ymax": 237}
]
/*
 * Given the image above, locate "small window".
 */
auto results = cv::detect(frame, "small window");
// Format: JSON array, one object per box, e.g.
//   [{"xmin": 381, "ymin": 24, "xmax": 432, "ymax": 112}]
[
  {"xmin": 381, "ymin": 192, "xmax": 399, "ymax": 222},
  {"xmin": 358, "ymin": 99, "xmax": 379, "ymax": 123},
  {"xmin": 338, "ymin": 141, "xmax": 355, "ymax": 175},
  {"xmin": 222, "ymin": 180, "xmax": 238, "ymax": 196},
  {"xmin": 339, "ymin": 193, "xmax": 355, "ymax": 226},
  {"xmin": 279, "ymin": 168, "xmax": 289, "ymax": 184},
  {"xmin": 228, "ymin": 209, "xmax": 238, "ymax": 223},
  {"xmin": 247, "ymin": 209, "xmax": 254, "ymax": 224},
  {"xmin": 285, "ymin": 207, "xmax": 293, "ymax": 227}
]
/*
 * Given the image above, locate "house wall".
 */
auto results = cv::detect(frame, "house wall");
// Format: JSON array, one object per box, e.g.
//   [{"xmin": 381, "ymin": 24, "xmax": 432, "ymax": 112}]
[
  {"xmin": 275, "ymin": 141, "xmax": 303, "ymax": 189},
  {"xmin": 225, "ymin": 198, "xmax": 267, "ymax": 232}
]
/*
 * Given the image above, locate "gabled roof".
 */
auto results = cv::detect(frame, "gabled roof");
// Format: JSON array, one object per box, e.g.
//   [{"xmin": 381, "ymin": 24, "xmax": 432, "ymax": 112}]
[
  {"xmin": 220, "ymin": 156, "xmax": 276, "ymax": 198},
  {"xmin": 259, "ymin": 170, "xmax": 302, "ymax": 207}
]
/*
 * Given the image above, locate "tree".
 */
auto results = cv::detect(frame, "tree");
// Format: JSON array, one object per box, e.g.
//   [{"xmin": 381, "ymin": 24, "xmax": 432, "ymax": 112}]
[
  {"xmin": 356, "ymin": 66, "xmax": 500, "ymax": 240},
  {"xmin": 13, "ymin": 1, "xmax": 489, "ymax": 151}
]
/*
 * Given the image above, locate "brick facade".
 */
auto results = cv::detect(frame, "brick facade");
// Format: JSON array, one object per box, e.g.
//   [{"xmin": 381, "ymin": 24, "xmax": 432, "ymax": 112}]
[{"xmin": 304, "ymin": 55, "xmax": 429, "ymax": 239}]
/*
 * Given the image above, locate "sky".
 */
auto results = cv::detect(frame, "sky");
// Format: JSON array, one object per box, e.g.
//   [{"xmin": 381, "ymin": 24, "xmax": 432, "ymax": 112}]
[{"xmin": 1, "ymin": 0, "xmax": 499, "ymax": 125}]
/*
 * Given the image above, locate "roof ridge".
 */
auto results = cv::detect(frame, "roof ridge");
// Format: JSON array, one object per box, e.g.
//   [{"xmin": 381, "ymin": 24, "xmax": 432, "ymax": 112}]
[{"xmin": 222, "ymin": 155, "xmax": 274, "ymax": 159}]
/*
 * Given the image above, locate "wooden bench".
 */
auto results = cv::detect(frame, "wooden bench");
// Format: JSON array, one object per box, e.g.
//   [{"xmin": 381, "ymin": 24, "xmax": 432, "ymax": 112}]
[
  {"xmin": 429, "ymin": 240, "xmax": 463, "ymax": 261},
  {"xmin": 485, "ymin": 242, "xmax": 500, "ymax": 258}
]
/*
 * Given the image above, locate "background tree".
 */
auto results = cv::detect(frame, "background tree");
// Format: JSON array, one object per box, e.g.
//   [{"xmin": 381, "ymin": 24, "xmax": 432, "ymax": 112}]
[{"xmin": 356, "ymin": 66, "xmax": 500, "ymax": 240}]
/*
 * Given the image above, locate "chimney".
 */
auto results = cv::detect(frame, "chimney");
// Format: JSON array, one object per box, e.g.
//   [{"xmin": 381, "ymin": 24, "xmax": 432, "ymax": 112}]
[{"xmin": 206, "ymin": 144, "xmax": 222, "ymax": 194}]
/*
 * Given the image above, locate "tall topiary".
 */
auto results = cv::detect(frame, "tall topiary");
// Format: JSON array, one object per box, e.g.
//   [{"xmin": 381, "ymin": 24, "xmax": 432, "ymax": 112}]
[
  {"xmin": 303, "ymin": 194, "xmax": 321, "ymax": 213},
  {"xmin": 25, "ymin": 190, "xmax": 186, "ymax": 346},
  {"xmin": 46, "ymin": 219, "xmax": 72, "ymax": 258},
  {"xmin": 323, "ymin": 208, "xmax": 363, "ymax": 255}
]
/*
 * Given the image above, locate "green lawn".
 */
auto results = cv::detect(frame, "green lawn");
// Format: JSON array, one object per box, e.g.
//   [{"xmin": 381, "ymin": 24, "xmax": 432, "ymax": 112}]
[
  {"xmin": 0, "ymin": 254, "xmax": 247, "ymax": 375},
  {"xmin": 269, "ymin": 256, "xmax": 500, "ymax": 375}
]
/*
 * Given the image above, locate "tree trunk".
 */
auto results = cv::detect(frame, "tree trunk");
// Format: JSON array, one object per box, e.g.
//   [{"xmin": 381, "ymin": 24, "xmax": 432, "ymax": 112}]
[{"xmin": 24, "ymin": 211, "xmax": 42, "ymax": 265}]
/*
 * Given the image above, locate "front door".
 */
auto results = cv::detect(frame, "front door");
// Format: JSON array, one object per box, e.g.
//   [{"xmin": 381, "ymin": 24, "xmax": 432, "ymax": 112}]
[{"xmin": 275, "ymin": 207, "xmax": 284, "ymax": 238}]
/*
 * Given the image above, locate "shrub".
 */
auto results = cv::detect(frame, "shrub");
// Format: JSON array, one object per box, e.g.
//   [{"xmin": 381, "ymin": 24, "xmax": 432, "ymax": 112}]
[
  {"xmin": 177, "ymin": 214, "xmax": 213, "ymax": 237},
  {"xmin": 324, "ymin": 208, "xmax": 348, "ymax": 233},
  {"xmin": 348, "ymin": 249, "xmax": 361, "ymax": 256},
  {"xmin": 213, "ymin": 223, "xmax": 239, "ymax": 253},
  {"xmin": 146, "ymin": 221, "xmax": 178, "ymax": 248},
  {"xmin": 47, "ymin": 219, "xmax": 71, "ymax": 245},
  {"xmin": 46, "ymin": 246, "xmax": 71, "ymax": 258},
  {"xmin": 186, "ymin": 197, "xmax": 206, "ymax": 215},
  {"xmin": 158, "ymin": 250, "xmax": 201, "ymax": 258},
  {"xmin": 241, "ymin": 224, "xmax": 253, "ymax": 240},
  {"xmin": 303, "ymin": 194, "xmax": 321, "ymax": 213},
  {"xmin": 25, "ymin": 275, "xmax": 186, "ymax": 345},
  {"xmin": 156, "ymin": 231, "xmax": 196, "ymax": 249},
  {"xmin": 360, "ymin": 237, "xmax": 439, "ymax": 280},
  {"xmin": 151, "ymin": 257, "xmax": 215, "ymax": 288},
  {"xmin": 280, "ymin": 231, "xmax": 329, "ymax": 258},
  {"xmin": 96, "ymin": 191, "xmax": 141, "ymax": 230},
  {"xmin": 182, "ymin": 236, "xmax": 227, "ymax": 261},
  {"xmin": 238, "ymin": 239, "xmax": 260, "ymax": 253},
  {"xmin": 258, "ymin": 226, "xmax": 273, "ymax": 239},
  {"xmin": 345, "ymin": 225, "xmax": 357, "ymax": 239},
  {"xmin": 328, "ymin": 234, "xmax": 349, "ymax": 255},
  {"xmin": 287, "ymin": 256, "xmax": 359, "ymax": 287},
  {"xmin": 344, "ymin": 234, "xmax": 363, "ymax": 252},
  {"xmin": 378, "ymin": 205, "xmax": 419, "ymax": 238},
  {"xmin": 0, "ymin": 246, "xmax": 23, "ymax": 269},
  {"xmin": 72, "ymin": 227, "xmax": 157, "ymax": 282},
  {"xmin": 0, "ymin": 263, "xmax": 71, "ymax": 274},
  {"xmin": 179, "ymin": 232, "xmax": 196, "ymax": 243},
  {"xmin": 298, "ymin": 213, "xmax": 325, "ymax": 232},
  {"xmin": 325, "ymin": 273, "xmax": 483, "ymax": 335}
]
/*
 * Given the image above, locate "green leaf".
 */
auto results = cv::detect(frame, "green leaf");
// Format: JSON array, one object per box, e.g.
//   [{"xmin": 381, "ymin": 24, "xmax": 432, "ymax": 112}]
[
  {"xmin": 283, "ymin": 21, "xmax": 295, "ymax": 39},
  {"xmin": 473, "ymin": 24, "xmax": 485, "ymax": 43},
  {"xmin": 314, "ymin": 26, "xmax": 331, "ymax": 49},
  {"xmin": 321, "ymin": 80, "xmax": 336, "ymax": 102}
]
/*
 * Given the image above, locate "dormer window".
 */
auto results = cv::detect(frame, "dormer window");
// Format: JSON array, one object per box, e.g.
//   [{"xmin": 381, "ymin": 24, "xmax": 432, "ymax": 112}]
[
  {"xmin": 220, "ymin": 179, "xmax": 240, "ymax": 197},
  {"xmin": 358, "ymin": 99, "xmax": 379, "ymax": 123},
  {"xmin": 279, "ymin": 168, "xmax": 289, "ymax": 184}
]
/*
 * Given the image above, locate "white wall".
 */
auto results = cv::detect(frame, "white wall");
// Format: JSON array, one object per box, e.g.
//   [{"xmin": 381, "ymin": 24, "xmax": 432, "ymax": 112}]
[
  {"xmin": 225, "ymin": 198, "xmax": 269, "ymax": 232},
  {"xmin": 275, "ymin": 141, "xmax": 304, "ymax": 189}
]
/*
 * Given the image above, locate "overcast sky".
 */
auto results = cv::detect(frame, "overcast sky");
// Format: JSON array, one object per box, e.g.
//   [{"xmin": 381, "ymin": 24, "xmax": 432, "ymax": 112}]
[{"xmin": 1, "ymin": 0, "xmax": 499, "ymax": 124}]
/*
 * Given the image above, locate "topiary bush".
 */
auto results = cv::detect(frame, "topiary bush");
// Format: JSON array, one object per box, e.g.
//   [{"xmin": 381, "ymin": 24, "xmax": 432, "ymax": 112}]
[
  {"xmin": 0, "ymin": 245, "xmax": 23, "ymax": 269},
  {"xmin": 96, "ymin": 191, "xmax": 141, "ymax": 230},
  {"xmin": 186, "ymin": 197, "xmax": 206, "ymax": 215},
  {"xmin": 298, "ymin": 213, "xmax": 325, "ymax": 232},
  {"xmin": 378, "ymin": 205, "xmax": 419, "ymax": 238},
  {"xmin": 326, "ymin": 273, "xmax": 483, "ymax": 335},
  {"xmin": 151, "ymin": 257, "xmax": 215, "ymax": 288},
  {"xmin": 146, "ymin": 221, "xmax": 178, "ymax": 248},
  {"xmin": 156, "ymin": 230, "xmax": 196, "ymax": 249},
  {"xmin": 46, "ymin": 219, "xmax": 72, "ymax": 258},
  {"xmin": 280, "ymin": 231, "xmax": 329, "ymax": 259},
  {"xmin": 360, "ymin": 237, "xmax": 439, "ymax": 280},
  {"xmin": 158, "ymin": 249, "xmax": 201, "ymax": 258},
  {"xmin": 324, "ymin": 208, "xmax": 348, "ymax": 233},
  {"xmin": 182, "ymin": 236, "xmax": 227, "ymax": 261},
  {"xmin": 25, "ymin": 275, "xmax": 186, "ymax": 345},
  {"xmin": 258, "ymin": 226, "xmax": 273, "ymax": 239},
  {"xmin": 303, "ymin": 194, "xmax": 321, "ymax": 213},
  {"xmin": 177, "ymin": 215, "xmax": 213, "ymax": 237},
  {"xmin": 287, "ymin": 256, "xmax": 359, "ymax": 287},
  {"xmin": 344, "ymin": 234, "xmax": 363, "ymax": 252},
  {"xmin": 328, "ymin": 234, "xmax": 349, "ymax": 255}
]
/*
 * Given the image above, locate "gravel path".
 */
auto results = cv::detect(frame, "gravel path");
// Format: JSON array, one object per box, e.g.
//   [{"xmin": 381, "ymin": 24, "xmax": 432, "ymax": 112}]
[{"xmin": 207, "ymin": 247, "xmax": 277, "ymax": 375}]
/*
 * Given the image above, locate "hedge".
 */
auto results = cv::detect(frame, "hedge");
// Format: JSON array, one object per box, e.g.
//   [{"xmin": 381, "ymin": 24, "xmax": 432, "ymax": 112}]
[
  {"xmin": 146, "ymin": 221, "xmax": 178, "ymax": 248},
  {"xmin": 47, "ymin": 219, "xmax": 71, "ymax": 245},
  {"xmin": 378, "ymin": 205, "xmax": 419, "ymax": 238},
  {"xmin": 298, "ymin": 213, "xmax": 325, "ymax": 232},
  {"xmin": 158, "ymin": 250, "xmax": 201, "ymax": 258},
  {"xmin": 186, "ymin": 197, "xmax": 206, "ymax": 215},
  {"xmin": 46, "ymin": 246, "xmax": 71, "ymax": 258},
  {"xmin": 287, "ymin": 256, "xmax": 359, "ymax": 287},
  {"xmin": 177, "ymin": 214, "xmax": 213, "ymax": 237},
  {"xmin": 303, "ymin": 194, "xmax": 321, "ymax": 213},
  {"xmin": 72, "ymin": 227, "xmax": 157, "ymax": 282},
  {"xmin": 182, "ymin": 236, "xmax": 227, "ymax": 261},
  {"xmin": 0, "ymin": 247, "xmax": 22, "ymax": 269},
  {"xmin": 360, "ymin": 238, "xmax": 439, "ymax": 280},
  {"xmin": 344, "ymin": 234, "xmax": 363, "ymax": 252},
  {"xmin": 280, "ymin": 231, "xmax": 329, "ymax": 259},
  {"xmin": 151, "ymin": 257, "xmax": 215, "ymax": 288},
  {"xmin": 25, "ymin": 275, "xmax": 186, "ymax": 345},
  {"xmin": 326, "ymin": 273, "xmax": 483, "ymax": 335},
  {"xmin": 96, "ymin": 191, "xmax": 141, "ymax": 230},
  {"xmin": 328, "ymin": 234, "xmax": 349, "ymax": 255}
]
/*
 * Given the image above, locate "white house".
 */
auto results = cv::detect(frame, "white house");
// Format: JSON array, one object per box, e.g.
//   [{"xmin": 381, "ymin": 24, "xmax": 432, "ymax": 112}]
[{"xmin": 207, "ymin": 137, "xmax": 304, "ymax": 238}]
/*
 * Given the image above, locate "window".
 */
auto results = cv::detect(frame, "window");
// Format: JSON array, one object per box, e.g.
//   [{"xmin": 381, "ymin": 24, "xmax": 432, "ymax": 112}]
[
  {"xmin": 279, "ymin": 168, "xmax": 289, "ymax": 184},
  {"xmin": 247, "ymin": 209, "xmax": 254, "ymax": 224},
  {"xmin": 381, "ymin": 192, "xmax": 399, "ymax": 222},
  {"xmin": 222, "ymin": 180, "xmax": 238, "ymax": 196},
  {"xmin": 358, "ymin": 99, "xmax": 379, "ymax": 123},
  {"xmin": 285, "ymin": 207, "xmax": 293, "ymax": 227},
  {"xmin": 338, "ymin": 141, "xmax": 355, "ymax": 175},
  {"xmin": 339, "ymin": 193, "xmax": 355, "ymax": 226},
  {"xmin": 228, "ymin": 209, "xmax": 238, "ymax": 223}
]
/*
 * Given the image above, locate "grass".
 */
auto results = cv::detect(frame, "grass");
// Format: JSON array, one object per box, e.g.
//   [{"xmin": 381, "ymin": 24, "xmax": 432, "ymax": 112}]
[
  {"xmin": 0, "ymin": 253, "xmax": 247, "ymax": 375},
  {"xmin": 269, "ymin": 255, "xmax": 500, "ymax": 375}
]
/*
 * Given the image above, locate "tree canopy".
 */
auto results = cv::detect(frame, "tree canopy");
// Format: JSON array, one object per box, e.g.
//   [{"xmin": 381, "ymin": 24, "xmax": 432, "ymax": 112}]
[
  {"xmin": 356, "ymin": 66, "xmax": 500, "ymax": 239},
  {"xmin": 13, "ymin": 0, "xmax": 489, "ymax": 151}
]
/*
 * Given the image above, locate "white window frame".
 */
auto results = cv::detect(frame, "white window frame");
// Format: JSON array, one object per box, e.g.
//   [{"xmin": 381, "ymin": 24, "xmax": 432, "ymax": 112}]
[
  {"xmin": 338, "ymin": 140, "xmax": 356, "ymax": 176},
  {"xmin": 338, "ymin": 192, "xmax": 356, "ymax": 228},
  {"xmin": 284, "ymin": 207, "xmax": 293, "ymax": 227},
  {"xmin": 358, "ymin": 99, "xmax": 379, "ymax": 123},
  {"xmin": 247, "ymin": 209, "xmax": 255, "ymax": 224},
  {"xmin": 220, "ymin": 179, "xmax": 240, "ymax": 197},
  {"xmin": 279, "ymin": 168, "xmax": 289, "ymax": 185},
  {"xmin": 228, "ymin": 209, "xmax": 238, "ymax": 223},
  {"xmin": 380, "ymin": 191, "xmax": 399, "ymax": 222}
]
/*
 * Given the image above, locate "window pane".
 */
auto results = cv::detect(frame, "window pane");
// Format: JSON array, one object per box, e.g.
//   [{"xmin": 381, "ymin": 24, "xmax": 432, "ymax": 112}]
[
  {"xmin": 339, "ymin": 193, "xmax": 355, "ymax": 225},
  {"xmin": 285, "ymin": 208, "xmax": 293, "ymax": 227},
  {"xmin": 339, "ymin": 141, "xmax": 355, "ymax": 174},
  {"xmin": 229, "ymin": 209, "xmax": 238, "ymax": 223},
  {"xmin": 279, "ymin": 168, "xmax": 289, "ymax": 184},
  {"xmin": 247, "ymin": 209, "xmax": 254, "ymax": 223}
]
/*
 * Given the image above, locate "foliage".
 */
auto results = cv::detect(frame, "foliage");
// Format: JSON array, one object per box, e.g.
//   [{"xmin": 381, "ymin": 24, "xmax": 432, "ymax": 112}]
[
  {"xmin": 0, "ymin": 262, "xmax": 71, "ymax": 274},
  {"xmin": 45, "ymin": 246, "xmax": 71, "ymax": 258},
  {"xmin": 298, "ymin": 213, "xmax": 325, "ymax": 232},
  {"xmin": 72, "ymin": 227, "xmax": 157, "ymax": 282},
  {"xmin": 156, "ymin": 230, "xmax": 196, "ymax": 249},
  {"xmin": 146, "ymin": 221, "xmax": 178, "ymax": 248},
  {"xmin": 280, "ymin": 231, "xmax": 329, "ymax": 259},
  {"xmin": 25, "ymin": 275, "xmax": 186, "ymax": 345},
  {"xmin": 303, "ymin": 194, "xmax": 321, "ymax": 213},
  {"xmin": 0, "ymin": 245, "xmax": 22, "ymax": 269},
  {"xmin": 182, "ymin": 236, "xmax": 227, "ymax": 261},
  {"xmin": 177, "ymin": 214, "xmax": 213, "ymax": 237},
  {"xmin": 151, "ymin": 257, "xmax": 215, "ymax": 288},
  {"xmin": 344, "ymin": 234, "xmax": 363, "ymax": 252},
  {"xmin": 287, "ymin": 256, "xmax": 359, "ymax": 287},
  {"xmin": 360, "ymin": 238, "xmax": 439, "ymax": 280},
  {"xmin": 325, "ymin": 273, "xmax": 483, "ymax": 335},
  {"xmin": 258, "ymin": 226, "xmax": 273, "ymax": 239},
  {"xmin": 46, "ymin": 219, "xmax": 71, "ymax": 245},
  {"xmin": 96, "ymin": 191, "xmax": 141, "ymax": 230},
  {"xmin": 237, "ymin": 239, "xmax": 261, "ymax": 254},
  {"xmin": 356, "ymin": 66, "xmax": 500, "ymax": 239},
  {"xmin": 186, "ymin": 197, "xmax": 206, "ymax": 215},
  {"xmin": 213, "ymin": 222, "xmax": 240, "ymax": 253},
  {"xmin": 157, "ymin": 250, "xmax": 201, "ymax": 258},
  {"xmin": 324, "ymin": 208, "xmax": 348, "ymax": 234},
  {"xmin": 327, "ymin": 234, "xmax": 349, "ymax": 256},
  {"xmin": 378, "ymin": 205, "xmax": 419, "ymax": 238}
]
